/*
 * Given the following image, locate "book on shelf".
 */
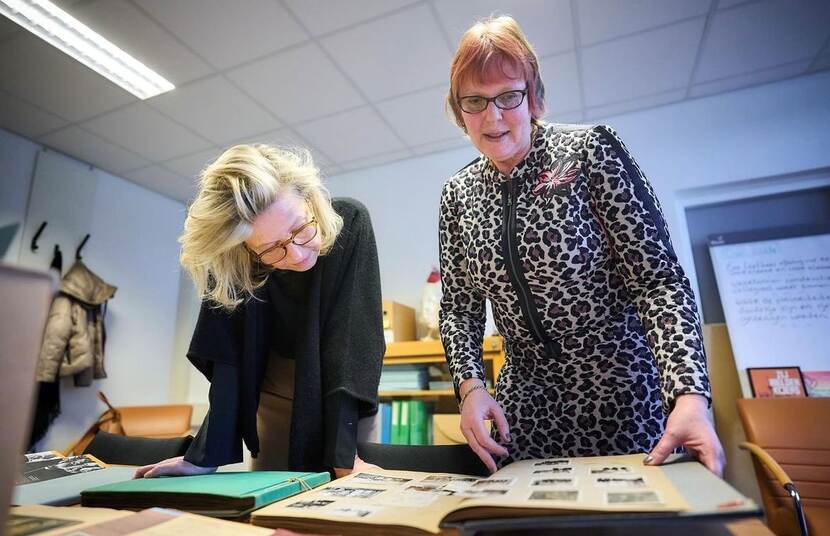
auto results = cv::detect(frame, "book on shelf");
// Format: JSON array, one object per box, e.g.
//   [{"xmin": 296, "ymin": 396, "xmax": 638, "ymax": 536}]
[
  {"xmin": 12, "ymin": 451, "xmax": 136, "ymax": 506},
  {"xmin": 80, "ymin": 471, "xmax": 330, "ymax": 519},
  {"xmin": 381, "ymin": 403, "xmax": 392, "ymax": 444},
  {"xmin": 250, "ymin": 454, "xmax": 697, "ymax": 536},
  {"xmin": 8, "ymin": 505, "xmax": 275, "ymax": 536}
]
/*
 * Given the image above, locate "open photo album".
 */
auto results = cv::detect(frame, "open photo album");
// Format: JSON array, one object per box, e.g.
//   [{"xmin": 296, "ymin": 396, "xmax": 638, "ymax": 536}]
[{"xmin": 251, "ymin": 453, "xmax": 690, "ymax": 536}]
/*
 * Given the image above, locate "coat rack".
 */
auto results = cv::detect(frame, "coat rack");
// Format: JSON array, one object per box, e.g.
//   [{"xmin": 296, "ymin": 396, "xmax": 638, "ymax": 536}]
[
  {"xmin": 31, "ymin": 221, "xmax": 47, "ymax": 252},
  {"xmin": 76, "ymin": 234, "xmax": 90, "ymax": 260}
]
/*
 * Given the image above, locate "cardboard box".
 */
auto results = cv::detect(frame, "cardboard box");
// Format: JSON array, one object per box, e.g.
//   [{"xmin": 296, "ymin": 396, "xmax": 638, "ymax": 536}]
[
  {"xmin": 432, "ymin": 414, "xmax": 490, "ymax": 445},
  {"xmin": 382, "ymin": 300, "xmax": 416, "ymax": 343}
]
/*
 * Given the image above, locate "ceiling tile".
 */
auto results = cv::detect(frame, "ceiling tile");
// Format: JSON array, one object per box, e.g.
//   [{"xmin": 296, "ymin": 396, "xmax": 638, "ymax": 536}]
[
  {"xmin": 582, "ymin": 18, "xmax": 705, "ymax": 107},
  {"xmin": 0, "ymin": 91, "xmax": 68, "ymax": 138},
  {"xmin": 584, "ymin": 89, "xmax": 686, "ymax": 121},
  {"xmin": 810, "ymin": 55, "xmax": 830, "ymax": 72},
  {"xmin": 339, "ymin": 149, "xmax": 413, "ymax": 172},
  {"xmin": 161, "ymin": 147, "xmax": 224, "ymax": 180},
  {"xmin": 227, "ymin": 43, "xmax": 364, "ymax": 124},
  {"xmin": 320, "ymin": 4, "xmax": 451, "ymax": 101},
  {"xmin": 123, "ymin": 165, "xmax": 195, "ymax": 202},
  {"xmin": 295, "ymin": 107, "xmax": 406, "ymax": 162},
  {"xmin": 284, "ymin": 0, "xmax": 419, "ymax": 36},
  {"xmin": 0, "ymin": 14, "xmax": 20, "ymax": 40},
  {"xmin": 39, "ymin": 126, "xmax": 150, "ymax": 174},
  {"xmin": 68, "ymin": 0, "xmax": 212, "ymax": 85},
  {"xmin": 432, "ymin": 0, "xmax": 574, "ymax": 57},
  {"xmin": 0, "ymin": 33, "xmax": 135, "ymax": 121},
  {"xmin": 695, "ymin": 0, "xmax": 830, "ymax": 83},
  {"xmin": 689, "ymin": 60, "xmax": 811, "ymax": 98},
  {"xmin": 149, "ymin": 76, "xmax": 279, "ymax": 145},
  {"xmin": 228, "ymin": 127, "xmax": 335, "ymax": 169},
  {"xmin": 82, "ymin": 103, "xmax": 212, "ymax": 161},
  {"xmin": 578, "ymin": 0, "xmax": 711, "ymax": 46},
  {"xmin": 411, "ymin": 136, "xmax": 471, "ymax": 156},
  {"xmin": 376, "ymin": 86, "xmax": 459, "ymax": 146},
  {"xmin": 137, "ymin": 0, "xmax": 309, "ymax": 69},
  {"xmin": 539, "ymin": 52, "xmax": 582, "ymax": 115}
]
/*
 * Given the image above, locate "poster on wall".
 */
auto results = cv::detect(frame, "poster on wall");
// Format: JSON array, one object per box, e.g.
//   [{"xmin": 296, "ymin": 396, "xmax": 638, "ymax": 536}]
[{"xmin": 708, "ymin": 225, "xmax": 830, "ymax": 398}]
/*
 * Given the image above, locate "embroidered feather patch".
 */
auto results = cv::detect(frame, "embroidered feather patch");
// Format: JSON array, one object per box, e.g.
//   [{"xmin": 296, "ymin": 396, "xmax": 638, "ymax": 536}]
[{"xmin": 532, "ymin": 157, "xmax": 580, "ymax": 198}]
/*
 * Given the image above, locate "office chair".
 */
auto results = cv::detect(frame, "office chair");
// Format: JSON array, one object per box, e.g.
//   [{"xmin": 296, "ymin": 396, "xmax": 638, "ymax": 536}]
[
  {"xmin": 357, "ymin": 442, "xmax": 490, "ymax": 476},
  {"xmin": 83, "ymin": 431, "xmax": 193, "ymax": 466},
  {"xmin": 737, "ymin": 398, "xmax": 830, "ymax": 536}
]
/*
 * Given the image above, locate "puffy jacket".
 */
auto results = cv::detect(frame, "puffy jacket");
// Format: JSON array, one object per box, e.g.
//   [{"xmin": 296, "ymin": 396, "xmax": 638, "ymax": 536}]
[{"xmin": 36, "ymin": 261, "xmax": 116, "ymax": 386}]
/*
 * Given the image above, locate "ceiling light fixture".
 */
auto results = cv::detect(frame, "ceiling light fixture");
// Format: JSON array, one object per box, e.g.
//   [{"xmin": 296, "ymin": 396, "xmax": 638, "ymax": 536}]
[{"xmin": 0, "ymin": 0, "xmax": 175, "ymax": 99}]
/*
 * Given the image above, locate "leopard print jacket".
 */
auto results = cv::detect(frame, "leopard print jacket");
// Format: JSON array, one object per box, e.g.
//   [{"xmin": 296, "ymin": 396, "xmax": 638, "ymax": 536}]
[{"xmin": 438, "ymin": 122, "xmax": 711, "ymax": 462}]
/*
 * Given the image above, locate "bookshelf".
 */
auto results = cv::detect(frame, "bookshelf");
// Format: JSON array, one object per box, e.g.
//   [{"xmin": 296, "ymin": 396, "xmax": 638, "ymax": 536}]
[{"xmin": 379, "ymin": 336, "xmax": 504, "ymax": 400}]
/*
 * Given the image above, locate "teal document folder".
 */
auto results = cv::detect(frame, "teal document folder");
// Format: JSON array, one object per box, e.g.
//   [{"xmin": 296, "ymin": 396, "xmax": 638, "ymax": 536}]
[{"xmin": 80, "ymin": 471, "xmax": 330, "ymax": 518}]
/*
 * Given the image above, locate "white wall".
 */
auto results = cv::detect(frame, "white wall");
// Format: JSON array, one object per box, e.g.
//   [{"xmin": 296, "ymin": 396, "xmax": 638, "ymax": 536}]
[
  {"xmin": 1, "ymin": 128, "xmax": 188, "ymax": 452},
  {"xmin": 0, "ymin": 130, "xmax": 39, "ymax": 262},
  {"xmin": 326, "ymin": 71, "xmax": 830, "ymax": 316}
]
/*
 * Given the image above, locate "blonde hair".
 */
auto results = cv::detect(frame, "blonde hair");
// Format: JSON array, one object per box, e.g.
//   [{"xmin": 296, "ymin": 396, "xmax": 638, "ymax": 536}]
[
  {"xmin": 446, "ymin": 15, "xmax": 546, "ymax": 131},
  {"xmin": 180, "ymin": 144, "xmax": 343, "ymax": 311}
]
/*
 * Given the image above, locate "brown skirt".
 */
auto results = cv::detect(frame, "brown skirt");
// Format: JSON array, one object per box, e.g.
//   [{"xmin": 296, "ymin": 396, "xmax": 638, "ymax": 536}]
[{"xmin": 253, "ymin": 356, "xmax": 294, "ymax": 471}]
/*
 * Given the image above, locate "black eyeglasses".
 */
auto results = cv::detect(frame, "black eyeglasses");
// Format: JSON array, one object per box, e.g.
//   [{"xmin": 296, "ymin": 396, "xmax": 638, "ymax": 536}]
[
  {"xmin": 247, "ymin": 216, "xmax": 317, "ymax": 266},
  {"xmin": 457, "ymin": 89, "xmax": 527, "ymax": 114}
]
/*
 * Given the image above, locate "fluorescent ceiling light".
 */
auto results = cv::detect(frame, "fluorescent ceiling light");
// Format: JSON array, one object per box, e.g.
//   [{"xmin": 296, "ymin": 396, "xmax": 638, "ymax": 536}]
[{"xmin": 0, "ymin": 0, "xmax": 175, "ymax": 99}]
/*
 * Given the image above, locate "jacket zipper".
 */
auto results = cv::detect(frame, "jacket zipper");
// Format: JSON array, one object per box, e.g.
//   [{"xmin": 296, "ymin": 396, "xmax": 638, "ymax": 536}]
[{"xmin": 500, "ymin": 178, "xmax": 549, "ymax": 345}]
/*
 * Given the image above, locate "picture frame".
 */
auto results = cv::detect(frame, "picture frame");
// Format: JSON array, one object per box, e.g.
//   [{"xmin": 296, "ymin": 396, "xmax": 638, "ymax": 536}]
[{"xmin": 747, "ymin": 366, "xmax": 808, "ymax": 398}]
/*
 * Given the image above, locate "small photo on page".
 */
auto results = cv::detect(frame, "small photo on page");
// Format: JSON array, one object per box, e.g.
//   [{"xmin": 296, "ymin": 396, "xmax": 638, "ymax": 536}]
[
  {"xmin": 319, "ymin": 487, "xmax": 385, "ymax": 499},
  {"xmin": 531, "ymin": 477, "xmax": 576, "ymax": 488},
  {"xmin": 606, "ymin": 490, "xmax": 662, "ymax": 504},
  {"xmin": 533, "ymin": 459, "xmax": 571, "ymax": 467},
  {"xmin": 594, "ymin": 476, "xmax": 646, "ymax": 488},
  {"xmin": 589, "ymin": 465, "xmax": 632, "ymax": 475},
  {"xmin": 352, "ymin": 473, "xmax": 412, "ymax": 485},
  {"xmin": 533, "ymin": 467, "xmax": 573, "ymax": 475},
  {"xmin": 529, "ymin": 490, "xmax": 579, "ymax": 501},
  {"xmin": 286, "ymin": 499, "xmax": 335, "ymax": 509}
]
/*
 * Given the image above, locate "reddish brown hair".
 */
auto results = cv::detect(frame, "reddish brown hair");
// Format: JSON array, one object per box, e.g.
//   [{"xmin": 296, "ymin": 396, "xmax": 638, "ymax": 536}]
[{"xmin": 446, "ymin": 15, "xmax": 546, "ymax": 131}]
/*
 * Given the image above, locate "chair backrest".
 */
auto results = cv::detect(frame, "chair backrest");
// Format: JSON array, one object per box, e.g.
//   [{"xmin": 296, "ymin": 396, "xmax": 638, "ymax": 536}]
[
  {"xmin": 357, "ymin": 443, "xmax": 489, "ymax": 477},
  {"xmin": 84, "ymin": 431, "xmax": 193, "ymax": 466},
  {"xmin": 736, "ymin": 398, "xmax": 830, "ymax": 536}
]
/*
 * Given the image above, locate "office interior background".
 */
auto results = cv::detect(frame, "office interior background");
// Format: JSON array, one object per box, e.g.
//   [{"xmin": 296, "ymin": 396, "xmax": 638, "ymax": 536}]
[{"xmin": 1, "ymin": 0, "xmax": 829, "ymax": 504}]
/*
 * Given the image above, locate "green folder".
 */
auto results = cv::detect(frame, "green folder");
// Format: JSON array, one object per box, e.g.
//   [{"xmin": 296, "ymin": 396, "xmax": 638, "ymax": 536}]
[
  {"xmin": 391, "ymin": 400, "xmax": 402, "ymax": 444},
  {"xmin": 80, "ymin": 471, "xmax": 329, "ymax": 519},
  {"xmin": 409, "ymin": 400, "xmax": 427, "ymax": 445}
]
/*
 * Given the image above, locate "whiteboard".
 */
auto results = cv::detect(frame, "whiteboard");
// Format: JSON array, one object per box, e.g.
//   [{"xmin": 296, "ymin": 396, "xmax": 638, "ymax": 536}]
[{"xmin": 709, "ymin": 229, "xmax": 830, "ymax": 396}]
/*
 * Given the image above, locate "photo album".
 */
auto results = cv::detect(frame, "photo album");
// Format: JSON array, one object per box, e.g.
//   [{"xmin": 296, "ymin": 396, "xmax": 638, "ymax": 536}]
[{"xmin": 251, "ymin": 453, "xmax": 689, "ymax": 536}]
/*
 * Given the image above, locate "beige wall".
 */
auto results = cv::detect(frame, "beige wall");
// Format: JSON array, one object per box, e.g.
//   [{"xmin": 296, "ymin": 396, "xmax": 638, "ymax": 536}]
[{"xmin": 704, "ymin": 323, "xmax": 762, "ymax": 506}]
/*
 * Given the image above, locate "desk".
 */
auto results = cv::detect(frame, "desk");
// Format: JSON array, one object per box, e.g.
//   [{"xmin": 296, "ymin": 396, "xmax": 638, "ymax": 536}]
[{"xmin": 443, "ymin": 518, "xmax": 773, "ymax": 535}]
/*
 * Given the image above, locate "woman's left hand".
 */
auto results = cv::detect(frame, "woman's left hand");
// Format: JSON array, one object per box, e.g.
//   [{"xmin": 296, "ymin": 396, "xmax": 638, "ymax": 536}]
[
  {"xmin": 333, "ymin": 454, "xmax": 380, "ymax": 479},
  {"xmin": 644, "ymin": 394, "xmax": 725, "ymax": 476}
]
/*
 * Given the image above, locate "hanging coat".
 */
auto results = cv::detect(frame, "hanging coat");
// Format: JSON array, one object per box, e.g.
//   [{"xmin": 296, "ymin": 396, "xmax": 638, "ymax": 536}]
[{"xmin": 36, "ymin": 261, "xmax": 116, "ymax": 387}]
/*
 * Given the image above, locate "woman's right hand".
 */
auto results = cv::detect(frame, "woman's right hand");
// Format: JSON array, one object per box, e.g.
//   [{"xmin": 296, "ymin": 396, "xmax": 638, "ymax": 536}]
[
  {"xmin": 458, "ymin": 379, "xmax": 510, "ymax": 474},
  {"xmin": 134, "ymin": 456, "xmax": 217, "ymax": 478}
]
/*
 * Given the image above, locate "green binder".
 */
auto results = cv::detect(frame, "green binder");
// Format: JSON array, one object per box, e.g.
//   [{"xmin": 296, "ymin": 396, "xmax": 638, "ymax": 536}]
[
  {"xmin": 409, "ymin": 400, "xmax": 427, "ymax": 445},
  {"xmin": 80, "ymin": 471, "xmax": 329, "ymax": 519},
  {"xmin": 391, "ymin": 400, "xmax": 402, "ymax": 444},
  {"xmin": 399, "ymin": 400, "xmax": 410, "ymax": 445}
]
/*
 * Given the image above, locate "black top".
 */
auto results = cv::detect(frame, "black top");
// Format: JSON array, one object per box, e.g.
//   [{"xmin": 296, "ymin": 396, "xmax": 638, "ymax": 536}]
[
  {"xmin": 266, "ymin": 270, "xmax": 358, "ymax": 469},
  {"xmin": 183, "ymin": 198, "xmax": 385, "ymax": 472}
]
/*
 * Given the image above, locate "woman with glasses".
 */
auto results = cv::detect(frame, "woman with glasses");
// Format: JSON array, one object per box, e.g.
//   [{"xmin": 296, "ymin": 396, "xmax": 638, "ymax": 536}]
[
  {"xmin": 135, "ymin": 144, "xmax": 384, "ymax": 478},
  {"xmin": 440, "ymin": 16, "xmax": 724, "ymax": 475}
]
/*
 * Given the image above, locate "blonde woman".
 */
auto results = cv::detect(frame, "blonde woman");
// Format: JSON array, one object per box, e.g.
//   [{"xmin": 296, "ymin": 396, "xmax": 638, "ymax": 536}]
[{"xmin": 136, "ymin": 144, "xmax": 384, "ymax": 478}]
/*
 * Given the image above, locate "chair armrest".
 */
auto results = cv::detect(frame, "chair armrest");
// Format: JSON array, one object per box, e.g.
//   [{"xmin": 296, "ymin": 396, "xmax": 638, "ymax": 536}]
[
  {"xmin": 739, "ymin": 441, "xmax": 793, "ymax": 487},
  {"xmin": 739, "ymin": 441, "xmax": 809, "ymax": 536}
]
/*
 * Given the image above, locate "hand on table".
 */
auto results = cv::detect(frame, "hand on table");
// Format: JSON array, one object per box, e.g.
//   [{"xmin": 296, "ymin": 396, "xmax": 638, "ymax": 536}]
[
  {"xmin": 458, "ymin": 379, "xmax": 510, "ymax": 474},
  {"xmin": 134, "ymin": 456, "xmax": 217, "ymax": 478},
  {"xmin": 333, "ymin": 454, "xmax": 380, "ymax": 479},
  {"xmin": 645, "ymin": 394, "xmax": 726, "ymax": 476}
]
